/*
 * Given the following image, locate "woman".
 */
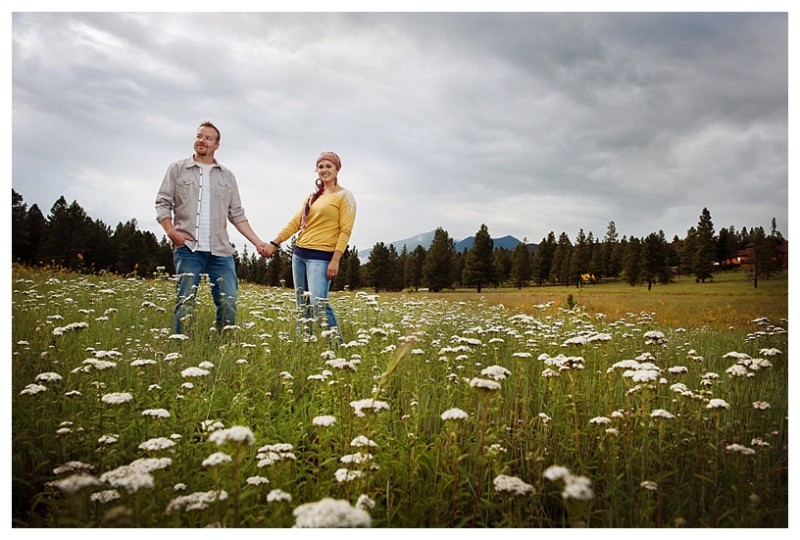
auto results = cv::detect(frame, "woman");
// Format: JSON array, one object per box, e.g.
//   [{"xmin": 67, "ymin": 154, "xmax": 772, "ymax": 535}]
[{"xmin": 263, "ymin": 151, "xmax": 356, "ymax": 341}]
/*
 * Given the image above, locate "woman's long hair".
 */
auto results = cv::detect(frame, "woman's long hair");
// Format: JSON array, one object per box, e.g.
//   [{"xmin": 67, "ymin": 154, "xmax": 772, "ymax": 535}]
[{"xmin": 299, "ymin": 178, "xmax": 325, "ymax": 233}]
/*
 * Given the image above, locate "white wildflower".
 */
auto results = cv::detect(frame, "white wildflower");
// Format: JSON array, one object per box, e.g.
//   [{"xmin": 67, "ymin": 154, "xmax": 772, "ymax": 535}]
[
  {"xmin": 202, "ymin": 452, "xmax": 233, "ymax": 467},
  {"xmin": 90, "ymin": 489, "xmax": 121, "ymax": 504},
  {"xmin": 267, "ymin": 489, "xmax": 292, "ymax": 502},
  {"xmin": 441, "ymin": 408, "xmax": 469, "ymax": 421},
  {"xmin": 101, "ymin": 392, "xmax": 133, "ymax": 405},
  {"xmin": 293, "ymin": 498, "xmax": 371, "ymax": 528},
  {"xmin": 20, "ymin": 384, "xmax": 48, "ymax": 396},
  {"xmin": 623, "ymin": 369, "xmax": 660, "ymax": 383},
  {"xmin": 201, "ymin": 420, "xmax": 225, "ymax": 432},
  {"xmin": 562, "ymin": 474, "xmax": 594, "ymax": 501},
  {"xmin": 209, "ymin": 426, "xmax": 255, "ymax": 447},
  {"xmin": 53, "ymin": 461, "xmax": 94, "ymax": 475},
  {"xmin": 246, "ymin": 476, "xmax": 270, "ymax": 486},
  {"xmin": 340, "ymin": 452, "xmax": 373, "ymax": 465},
  {"xmin": 480, "ymin": 365, "xmax": 511, "ymax": 381},
  {"xmin": 130, "ymin": 359, "xmax": 157, "ymax": 367},
  {"xmin": 334, "ymin": 468, "xmax": 363, "ymax": 483},
  {"xmin": 46, "ymin": 474, "xmax": 101, "ymax": 495},
  {"xmin": 82, "ymin": 358, "xmax": 117, "ymax": 371},
  {"xmin": 726, "ymin": 443, "xmax": 756, "ymax": 456},
  {"xmin": 667, "ymin": 366, "xmax": 688, "ymax": 374},
  {"xmin": 138, "ymin": 437, "xmax": 176, "ymax": 452},
  {"xmin": 706, "ymin": 399, "xmax": 731, "ymax": 410},
  {"xmin": 726, "ymin": 364, "xmax": 750, "ymax": 378},
  {"xmin": 312, "ymin": 415, "xmax": 336, "ymax": 427},
  {"xmin": 100, "ymin": 465, "xmax": 155, "ymax": 494},
  {"xmin": 35, "ymin": 372, "xmax": 63, "ymax": 383},
  {"xmin": 141, "ymin": 408, "xmax": 170, "ymax": 419},
  {"xmin": 356, "ymin": 494, "xmax": 376, "ymax": 511},
  {"xmin": 644, "ymin": 330, "xmax": 666, "ymax": 344},
  {"xmin": 493, "ymin": 474, "xmax": 535, "ymax": 496},
  {"xmin": 350, "ymin": 398, "xmax": 389, "ymax": 417},
  {"xmin": 468, "ymin": 377, "xmax": 501, "ymax": 391},
  {"xmin": 98, "ymin": 434, "xmax": 118, "ymax": 445},
  {"xmin": 542, "ymin": 465, "xmax": 571, "ymax": 482},
  {"xmin": 651, "ymin": 409, "xmax": 676, "ymax": 419},
  {"xmin": 166, "ymin": 490, "xmax": 228, "ymax": 514},
  {"xmin": 350, "ymin": 435, "xmax": 377, "ymax": 448},
  {"xmin": 181, "ymin": 367, "xmax": 210, "ymax": 378}
]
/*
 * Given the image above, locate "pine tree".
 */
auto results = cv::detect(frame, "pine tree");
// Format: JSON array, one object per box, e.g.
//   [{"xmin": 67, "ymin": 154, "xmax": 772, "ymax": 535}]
[
  {"xmin": 549, "ymin": 232, "xmax": 573, "ymax": 286},
  {"xmin": 493, "ymin": 247, "xmax": 512, "ymax": 287},
  {"xmin": 11, "ymin": 190, "xmax": 30, "ymax": 264},
  {"xmin": 367, "ymin": 242, "xmax": 392, "ymax": 292},
  {"xmin": 238, "ymin": 246, "xmax": 253, "ymax": 282},
  {"xmin": 569, "ymin": 229, "xmax": 590, "ymax": 287},
  {"xmin": 265, "ymin": 247, "xmax": 285, "ymax": 287},
  {"xmin": 387, "ymin": 244, "xmax": 404, "ymax": 291},
  {"xmin": 462, "ymin": 224, "xmax": 495, "ymax": 293},
  {"xmin": 423, "ymin": 227, "xmax": 456, "ymax": 292},
  {"xmin": 623, "ymin": 236, "xmax": 642, "ymax": 286},
  {"xmin": 343, "ymin": 246, "xmax": 362, "ymax": 291},
  {"xmin": 588, "ymin": 237, "xmax": 602, "ymax": 283},
  {"xmin": 694, "ymin": 207, "xmax": 716, "ymax": 283},
  {"xmin": 679, "ymin": 227, "xmax": 697, "ymax": 276},
  {"xmin": 532, "ymin": 232, "xmax": 556, "ymax": 286},
  {"xmin": 405, "ymin": 245, "xmax": 426, "ymax": 291},
  {"xmin": 600, "ymin": 221, "xmax": 619, "ymax": 280},
  {"xmin": 510, "ymin": 239, "xmax": 532, "ymax": 289},
  {"xmin": 640, "ymin": 231, "xmax": 671, "ymax": 290},
  {"xmin": 39, "ymin": 197, "xmax": 96, "ymax": 270},
  {"xmin": 716, "ymin": 226, "xmax": 737, "ymax": 268}
]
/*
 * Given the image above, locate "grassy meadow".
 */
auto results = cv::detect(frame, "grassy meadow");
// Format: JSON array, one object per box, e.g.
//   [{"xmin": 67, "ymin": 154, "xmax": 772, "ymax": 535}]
[{"xmin": 10, "ymin": 265, "xmax": 788, "ymax": 527}]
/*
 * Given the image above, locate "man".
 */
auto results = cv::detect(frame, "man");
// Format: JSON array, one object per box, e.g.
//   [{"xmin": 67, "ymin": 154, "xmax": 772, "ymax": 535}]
[{"xmin": 155, "ymin": 121, "xmax": 267, "ymax": 334}]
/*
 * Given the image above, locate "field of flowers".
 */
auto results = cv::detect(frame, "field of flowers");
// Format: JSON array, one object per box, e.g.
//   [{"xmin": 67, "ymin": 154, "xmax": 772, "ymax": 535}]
[{"xmin": 11, "ymin": 266, "xmax": 788, "ymax": 528}]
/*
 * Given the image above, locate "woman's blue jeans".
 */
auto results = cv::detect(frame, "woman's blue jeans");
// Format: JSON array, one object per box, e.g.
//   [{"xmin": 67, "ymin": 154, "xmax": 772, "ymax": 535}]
[
  {"xmin": 292, "ymin": 252, "xmax": 338, "ymax": 336},
  {"xmin": 173, "ymin": 247, "xmax": 238, "ymax": 334}
]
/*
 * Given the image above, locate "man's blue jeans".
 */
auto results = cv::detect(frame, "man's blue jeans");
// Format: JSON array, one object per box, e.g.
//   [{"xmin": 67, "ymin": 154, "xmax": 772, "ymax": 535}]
[
  {"xmin": 292, "ymin": 252, "xmax": 338, "ymax": 336},
  {"xmin": 173, "ymin": 247, "xmax": 238, "ymax": 334}
]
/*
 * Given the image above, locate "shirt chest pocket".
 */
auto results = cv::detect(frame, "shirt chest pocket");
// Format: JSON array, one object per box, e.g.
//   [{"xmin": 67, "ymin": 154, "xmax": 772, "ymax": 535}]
[
  {"xmin": 213, "ymin": 176, "xmax": 233, "ymax": 204},
  {"xmin": 176, "ymin": 176, "xmax": 195, "ymax": 205}
]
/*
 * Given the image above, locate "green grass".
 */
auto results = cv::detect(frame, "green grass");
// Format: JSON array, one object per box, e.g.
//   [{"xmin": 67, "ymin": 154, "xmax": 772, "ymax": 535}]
[
  {"xmin": 413, "ymin": 270, "xmax": 788, "ymax": 330},
  {"xmin": 11, "ymin": 265, "xmax": 788, "ymax": 527}
]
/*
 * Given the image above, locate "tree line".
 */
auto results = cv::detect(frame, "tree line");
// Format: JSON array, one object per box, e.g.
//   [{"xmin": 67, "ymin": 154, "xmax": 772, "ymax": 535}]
[{"xmin": 12, "ymin": 190, "xmax": 786, "ymax": 292}]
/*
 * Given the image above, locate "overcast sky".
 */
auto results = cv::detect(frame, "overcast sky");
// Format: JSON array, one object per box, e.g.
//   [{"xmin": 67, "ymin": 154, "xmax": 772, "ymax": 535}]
[{"xmin": 9, "ymin": 6, "xmax": 791, "ymax": 253}]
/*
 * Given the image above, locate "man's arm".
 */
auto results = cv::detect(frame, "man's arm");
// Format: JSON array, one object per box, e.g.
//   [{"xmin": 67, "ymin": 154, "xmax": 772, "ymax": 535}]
[{"xmin": 233, "ymin": 219, "xmax": 268, "ymax": 254}]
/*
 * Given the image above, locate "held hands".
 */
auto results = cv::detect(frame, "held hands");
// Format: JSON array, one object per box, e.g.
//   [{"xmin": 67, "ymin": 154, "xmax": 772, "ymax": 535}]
[{"xmin": 258, "ymin": 241, "xmax": 278, "ymax": 258}]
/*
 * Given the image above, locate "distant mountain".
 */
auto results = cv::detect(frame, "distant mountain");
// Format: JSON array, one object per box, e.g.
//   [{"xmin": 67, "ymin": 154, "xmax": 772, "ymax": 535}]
[
  {"xmin": 454, "ymin": 235, "xmax": 523, "ymax": 252},
  {"xmin": 357, "ymin": 230, "xmax": 437, "ymax": 261},
  {"xmin": 358, "ymin": 231, "xmax": 536, "ymax": 261}
]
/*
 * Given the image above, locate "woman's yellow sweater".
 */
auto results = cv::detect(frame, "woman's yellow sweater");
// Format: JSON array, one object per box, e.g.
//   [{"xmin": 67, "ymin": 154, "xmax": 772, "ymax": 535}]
[{"xmin": 277, "ymin": 189, "xmax": 357, "ymax": 253}]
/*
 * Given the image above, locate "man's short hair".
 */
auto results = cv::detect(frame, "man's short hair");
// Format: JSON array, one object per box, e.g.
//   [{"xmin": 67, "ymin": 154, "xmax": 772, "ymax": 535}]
[{"xmin": 198, "ymin": 121, "xmax": 221, "ymax": 142}]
